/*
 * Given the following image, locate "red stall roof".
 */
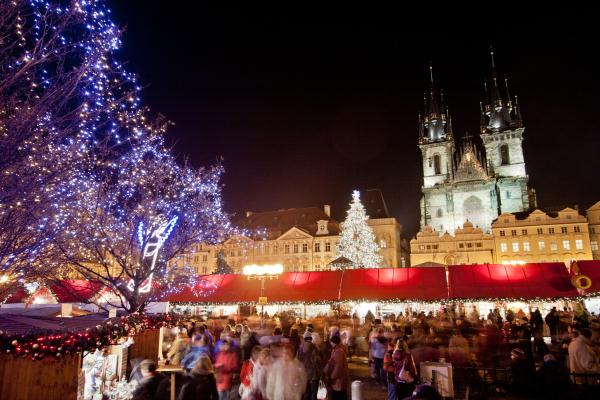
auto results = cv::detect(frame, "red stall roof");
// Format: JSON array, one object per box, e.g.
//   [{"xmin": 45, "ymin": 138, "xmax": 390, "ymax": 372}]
[
  {"xmin": 573, "ymin": 260, "xmax": 600, "ymax": 295},
  {"xmin": 339, "ymin": 267, "xmax": 448, "ymax": 302},
  {"xmin": 447, "ymin": 263, "xmax": 578, "ymax": 300},
  {"xmin": 49, "ymin": 280, "xmax": 104, "ymax": 303}
]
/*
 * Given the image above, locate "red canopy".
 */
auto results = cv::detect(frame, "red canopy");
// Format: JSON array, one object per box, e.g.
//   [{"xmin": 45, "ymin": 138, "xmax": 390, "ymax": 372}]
[
  {"xmin": 49, "ymin": 280, "xmax": 104, "ymax": 303},
  {"xmin": 572, "ymin": 260, "xmax": 600, "ymax": 295},
  {"xmin": 339, "ymin": 267, "xmax": 448, "ymax": 302},
  {"xmin": 447, "ymin": 263, "xmax": 578, "ymax": 300}
]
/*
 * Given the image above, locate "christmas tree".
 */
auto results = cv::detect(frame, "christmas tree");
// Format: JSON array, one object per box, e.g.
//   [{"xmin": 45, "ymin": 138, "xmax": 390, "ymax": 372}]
[{"xmin": 337, "ymin": 190, "xmax": 383, "ymax": 268}]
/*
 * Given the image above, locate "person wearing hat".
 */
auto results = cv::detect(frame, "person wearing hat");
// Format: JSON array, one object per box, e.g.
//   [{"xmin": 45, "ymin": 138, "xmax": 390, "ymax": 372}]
[
  {"xmin": 402, "ymin": 383, "xmax": 442, "ymax": 400},
  {"xmin": 178, "ymin": 355, "xmax": 219, "ymax": 400}
]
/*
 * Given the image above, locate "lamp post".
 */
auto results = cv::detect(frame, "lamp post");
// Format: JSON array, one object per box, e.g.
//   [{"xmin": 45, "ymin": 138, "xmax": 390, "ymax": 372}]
[{"xmin": 243, "ymin": 264, "xmax": 283, "ymax": 328}]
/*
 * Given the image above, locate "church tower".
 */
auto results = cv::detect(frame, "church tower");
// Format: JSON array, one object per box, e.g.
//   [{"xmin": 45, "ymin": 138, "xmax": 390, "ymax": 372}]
[
  {"xmin": 419, "ymin": 66, "xmax": 455, "ymax": 188},
  {"xmin": 479, "ymin": 49, "xmax": 534, "ymax": 214}
]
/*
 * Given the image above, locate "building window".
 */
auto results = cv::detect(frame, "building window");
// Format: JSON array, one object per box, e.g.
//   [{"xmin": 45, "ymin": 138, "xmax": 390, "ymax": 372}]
[
  {"xmin": 419, "ymin": 245, "xmax": 426, "ymax": 250},
  {"xmin": 592, "ymin": 241, "xmax": 599, "ymax": 251},
  {"xmin": 537, "ymin": 228, "xmax": 543, "ymax": 235},
  {"xmin": 500, "ymin": 230, "xmax": 506, "ymax": 237},
  {"xmin": 302, "ymin": 243, "xmax": 308, "ymax": 253},
  {"xmin": 285, "ymin": 244, "xmax": 290, "ymax": 254},
  {"xmin": 523, "ymin": 242, "xmax": 530, "ymax": 252},
  {"xmin": 562, "ymin": 240, "xmax": 570, "ymax": 250},
  {"xmin": 325, "ymin": 242, "xmax": 331, "ymax": 252},
  {"xmin": 459, "ymin": 243, "xmax": 464, "ymax": 249},
  {"xmin": 500, "ymin": 144, "xmax": 510, "ymax": 165},
  {"xmin": 549, "ymin": 228, "xmax": 555, "ymax": 234},
  {"xmin": 202, "ymin": 255, "xmax": 208, "ymax": 262},
  {"xmin": 426, "ymin": 245, "xmax": 431, "ymax": 250},
  {"xmin": 591, "ymin": 227, "xmax": 596, "ymax": 234},
  {"xmin": 538, "ymin": 241, "xmax": 546, "ymax": 251},
  {"xmin": 202, "ymin": 266, "xmax": 208, "ymax": 274},
  {"xmin": 194, "ymin": 255, "xmax": 199, "ymax": 263},
  {"xmin": 575, "ymin": 239, "xmax": 583, "ymax": 250},
  {"xmin": 574, "ymin": 226, "xmax": 581, "ymax": 233},
  {"xmin": 561, "ymin": 227, "xmax": 568, "ymax": 234},
  {"xmin": 521, "ymin": 229, "xmax": 528, "ymax": 235},
  {"xmin": 315, "ymin": 242, "xmax": 321, "ymax": 252},
  {"xmin": 476, "ymin": 242, "xmax": 482, "ymax": 247},
  {"xmin": 315, "ymin": 264, "xmax": 321, "ymax": 271},
  {"xmin": 467, "ymin": 243, "xmax": 473, "ymax": 248},
  {"xmin": 506, "ymin": 191, "xmax": 511, "ymax": 199},
  {"xmin": 436, "ymin": 208, "xmax": 443, "ymax": 218},
  {"xmin": 433, "ymin": 154, "xmax": 441, "ymax": 175},
  {"xmin": 511, "ymin": 230, "xmax": 517, "ymax": 236},
  {"xmin": 500, "ymin": 243, "xmax": 508, "ymax": 252},
  {"xmin": 432, "ymin": 244, "xmax": 438, "ymax": 250},
  {"xmin": 293, "ymin": 244, "xmax": 299, "ymax": 253},
  {"xmin": 380, "ymin": 240, "xmax": 387, "ymax": 248},
  {"xmin": 550, "ymin": 242, "xmax": 558, "ymax": 251},
  {"xmin": 512, "ymin": 242, "xmax": 519, "ymax": 252}
]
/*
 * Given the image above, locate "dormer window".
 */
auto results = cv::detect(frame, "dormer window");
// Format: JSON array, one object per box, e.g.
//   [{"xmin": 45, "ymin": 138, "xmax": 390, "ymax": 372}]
[{"xmin": 317, "ymin": 220, "xmax": 329, "ymax": 235}]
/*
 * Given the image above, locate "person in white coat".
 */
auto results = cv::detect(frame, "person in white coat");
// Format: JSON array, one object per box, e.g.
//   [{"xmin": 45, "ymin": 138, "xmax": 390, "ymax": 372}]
[
  {"xmin": 568, "ymin": 325, "xmax": 600, "ymax": 376},
  {"xmin": 266, "ymin": 344, "xmax": 307, "ymax": 400}
]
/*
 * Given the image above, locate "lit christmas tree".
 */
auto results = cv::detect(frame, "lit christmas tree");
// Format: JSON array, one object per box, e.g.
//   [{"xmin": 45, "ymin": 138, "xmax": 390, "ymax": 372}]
[{"xmin": 337, "ymin": 190, "xmax": 382, "ymax": 269}]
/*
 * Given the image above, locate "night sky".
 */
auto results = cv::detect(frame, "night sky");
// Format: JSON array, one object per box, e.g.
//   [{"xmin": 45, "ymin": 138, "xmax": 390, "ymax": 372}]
[{"xmin": 110, "ymin": 4, "xmax": 599, "ymax": 238}]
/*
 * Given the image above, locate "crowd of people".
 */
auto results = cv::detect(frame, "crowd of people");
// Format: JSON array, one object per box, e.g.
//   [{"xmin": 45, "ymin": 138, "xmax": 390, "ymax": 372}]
[{"xmin": 129, "ymin": 304, "xmax": 600, "ymax": 400}]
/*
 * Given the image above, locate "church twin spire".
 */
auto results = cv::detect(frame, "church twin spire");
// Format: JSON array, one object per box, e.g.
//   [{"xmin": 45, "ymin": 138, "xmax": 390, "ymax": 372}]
[{"xmin": 419, "ymin": 65, "xmax": 453, "ymax": 144}]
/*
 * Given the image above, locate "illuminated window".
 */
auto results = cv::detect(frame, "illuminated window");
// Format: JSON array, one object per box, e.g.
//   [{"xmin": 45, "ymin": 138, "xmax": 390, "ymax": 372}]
[
  {"xmin": 511, "ymin": 230, "xmax": 517, "ymax": 236},
  {"xmin": 538, "ymin": 241, "xmax": 546, "ymax": 251},
  {"xmin": 302, "ymin": 243, "xmax": 308, "ymax": 253},
  {"xmin": 380, "ymin": 240, "xmax": 387, "ymax": 248},
  {"xmin": 537, "ymin": 228, "xmax": 543, "ymax": 235},
  {"xmin": 523, "ymin": 242, "xmax": 530, "ymax": 252},
  {"xmin": 512, "ymin": 242, "xmax": 519, "ymax": 252},
  {"xmin": 549, "ymin": 228, "xmax": 555, "ymax": 234},
  {"xmin": 575, "ymin": 240, "xmax": 583, "ymax": 250},
  {"xmin": 562, "ymin": 240, "xmax": 570, "ymax": 250},
  {"xmin": 574, "ymin": 226, "xmax": 581, "ymax": 233},
  {"xmin": 419, "ymin": 245, "xmax": 426, "ymax": 250},
  {"xmin": 592, "ymin": 241, "xmax": 599, "ymax": 251},
  {"xmin": 561, "ymin": 227, "xmax": 568, "ymax": 234},
  {"xmin": 500, "ymin": 243, "xmax": 508, "ymax": 252},
  {"xmin": 521, "ymin": 229, "xmax": 528, "ymax": 235},
  {"xmin": 315, "ymin": 242, "xmax": 321, "ymax": 252},
  {"xmin": 325, "ymin": 242, "xmax": 331, "ymax": 252},
  {"xmin": 550, "ymin": 242, "xmax": 558, "ymax": 251}
]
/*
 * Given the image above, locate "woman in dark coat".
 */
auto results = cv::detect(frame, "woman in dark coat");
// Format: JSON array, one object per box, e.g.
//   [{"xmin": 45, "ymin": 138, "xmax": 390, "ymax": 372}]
[{"xmin": 178, "ymin": 355, "xmax": 219, "ymax": 400}]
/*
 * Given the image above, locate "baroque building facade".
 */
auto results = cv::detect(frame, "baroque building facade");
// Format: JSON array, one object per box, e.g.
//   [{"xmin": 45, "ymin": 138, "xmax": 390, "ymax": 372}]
[
  {"xmin": 588, "ymin": 201, "xmax": 600, "ymax": 259},
  {"xmin": 170, "ymin": 190, "xmax": 406, "ymax": 273},
  {"xmin": 418, "ymin": 52, "xmax": 535, "ymax": 236}
]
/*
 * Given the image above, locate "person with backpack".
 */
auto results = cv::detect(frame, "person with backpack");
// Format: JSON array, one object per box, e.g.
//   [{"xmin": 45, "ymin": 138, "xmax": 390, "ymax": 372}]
[{"xmin": 393, "ymin": 338, "xmax": 417, "ymax": 400}]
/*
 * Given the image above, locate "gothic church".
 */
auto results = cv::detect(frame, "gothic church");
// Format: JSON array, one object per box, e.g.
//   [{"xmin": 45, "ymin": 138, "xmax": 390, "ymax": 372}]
[{"xmin": 418, "ymin": 51, "xmax": 536, "ymax": 234}]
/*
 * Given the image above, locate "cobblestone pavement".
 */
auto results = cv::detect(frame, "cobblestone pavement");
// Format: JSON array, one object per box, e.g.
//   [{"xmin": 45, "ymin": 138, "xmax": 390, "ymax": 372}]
[{"xmin": 348, "ymin": 357, "xmax": 387, "ymax": 400}]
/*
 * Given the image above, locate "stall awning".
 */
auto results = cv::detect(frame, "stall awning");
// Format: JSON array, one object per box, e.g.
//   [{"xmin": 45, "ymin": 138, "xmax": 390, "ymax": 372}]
[
  {"xmin": 572, "ymin": 260, "xmax": 600, "ymax": 295},
  {"xmin": 339, "ymin": 267, "xmax": 448, "ymax": 302},
  {"xmin": 50, "ymin": 280, "xmax": 104, "ymax": 303},
  {"xmin": 447, "ymin": 263, "xmax": 578, "ymax": 300}
]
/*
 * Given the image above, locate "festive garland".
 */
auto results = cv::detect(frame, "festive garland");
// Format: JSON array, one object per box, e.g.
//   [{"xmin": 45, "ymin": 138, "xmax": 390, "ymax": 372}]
[{"xmin": 0, "ymin": 313, "xmax": 183, "ymax": 361}]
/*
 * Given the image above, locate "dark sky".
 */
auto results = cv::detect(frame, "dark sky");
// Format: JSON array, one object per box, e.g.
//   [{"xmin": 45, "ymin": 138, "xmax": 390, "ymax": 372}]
[{"xmin": 110, "ymin": 4, "xmax": 599, "ymax": 238}]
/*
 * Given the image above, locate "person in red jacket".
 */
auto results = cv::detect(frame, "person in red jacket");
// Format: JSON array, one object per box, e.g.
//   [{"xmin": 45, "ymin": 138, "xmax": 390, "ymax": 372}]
[
  {"xmin": 239, "ymin": 346, "xmax": 262, "ymax": 400},
  {"xmin": 214, "ymin": 339, "xmax": 239, "ymax": 400},
  {"xmin": 323, "ymin": 335, "xmax": 349, "ymax": 400}
]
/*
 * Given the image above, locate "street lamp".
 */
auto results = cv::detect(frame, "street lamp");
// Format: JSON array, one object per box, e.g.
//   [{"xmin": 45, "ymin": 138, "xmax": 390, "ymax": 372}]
[{"xmin": 243, "ymin": 264, "xmax": 283, "ymax": 328}]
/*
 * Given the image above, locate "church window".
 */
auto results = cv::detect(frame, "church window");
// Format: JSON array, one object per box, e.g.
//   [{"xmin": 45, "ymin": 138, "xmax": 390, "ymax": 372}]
[
  {"xmin": 436, "ymin": 209, "xmax": 443, "ymax": 218},
  {"xmin": 522, "ymin": 229, "xmax": 528, "ymax": 235},
  {"xmin": 325, "ymin": 242, "xmax": 331, "ymax": 252},
  {"xmin": 511, "ymin": 230, "xmax": 517, "ymax": 236},
  {"xmin": 523, "ymin": 242, "xmax": 530, "ymax": 252},
  {"xmin": 575, "ymin": 240, "xmax": 583, "ymax": 250},
  {"xmin": 537, "ymin": 228, "xmax": 543, "ymax": 235},
  {"xmin": 561, "ymin": 227, "xmax": 568, "ymax": 234},
  {"xmin": 538, "ymin": 241, "xmax": 546, "ymax": 251},
  {"xmin": 506, "ymin": 191, "xmax": 511, "ymax": 199},
  {"xmin": 562, "ymin": 240, "xmax": 570, "ymax": 250},
  {"xmin": 574, "ymin": 226, "xmax": 581, "ymax": 233},
  {"xmin": 433, "ymin": 154, "xmax": 441, "ymax": 175},
  {"xmin": 512, "ymin": 242, "xmax": 519, "ymax": 252},
  {"xmin": 591, "ymin": 241, "xmax": 599, "ymax": 251},
  {"xmin": 500, "ymin": 144, "xmax": 510, "ymax": 165},
  {"xmin": 500, "ymin": 243, "xmax": 508, "ymax": 252},
  {"xmin": 315, "ymin": 242, "xmax": 321, "ymax": 252},
  {"xmin": 550, "ymin": 242, "xmax": 558, "ymax": 251},
  {"xmin": 302, "ymin": 243, "xmax": 308, "ymax": 253},
  {"xmin": 549, "ymin": 228, "xmax": 555, "ymax": 234}
]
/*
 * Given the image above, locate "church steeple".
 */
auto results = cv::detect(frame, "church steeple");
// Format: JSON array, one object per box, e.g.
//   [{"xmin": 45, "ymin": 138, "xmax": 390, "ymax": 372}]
[
  {"xmin": 421, "ymin": 64, "xmax": 450, "ymax": 142},
  {"xmin": 481, "ymin": 48, "xmax": 522, "ymax": 133}
]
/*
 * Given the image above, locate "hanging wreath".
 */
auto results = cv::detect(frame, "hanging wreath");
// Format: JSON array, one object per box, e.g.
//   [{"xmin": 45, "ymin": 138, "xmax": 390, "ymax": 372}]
[{"xmin": 571, "ymin": 274, "xmax": 592, "ymax": 290}]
